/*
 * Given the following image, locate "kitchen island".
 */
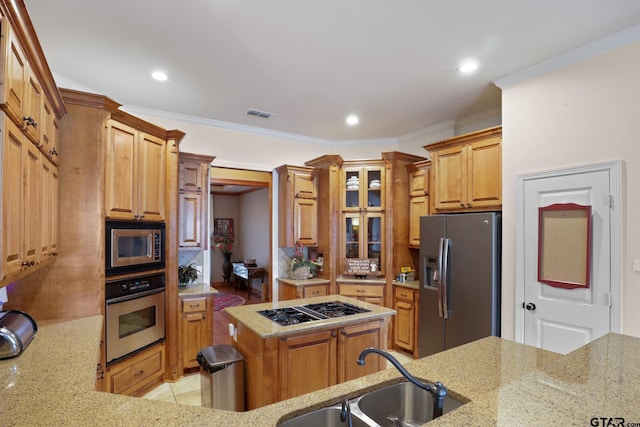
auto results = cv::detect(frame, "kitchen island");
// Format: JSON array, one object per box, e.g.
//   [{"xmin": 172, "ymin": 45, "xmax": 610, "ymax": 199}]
[
  {"xmin": 224, "ymin": 295, "xmax": 396, "ymax": 408},
  {"xmin": 1, "ymin": 315, "xmax": 640, "ymax": 426}
]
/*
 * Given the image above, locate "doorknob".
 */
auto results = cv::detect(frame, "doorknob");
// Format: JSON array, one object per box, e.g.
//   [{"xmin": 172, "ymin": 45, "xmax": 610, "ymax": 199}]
[{"xmin": 524, "ymin": 302, "xmax": 536, "ymax": 311}]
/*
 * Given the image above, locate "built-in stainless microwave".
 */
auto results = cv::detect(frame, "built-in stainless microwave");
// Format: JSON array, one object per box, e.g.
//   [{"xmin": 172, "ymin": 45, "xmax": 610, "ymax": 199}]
[{"xmin": 105, "ymin": 220, "xmax": 165, "ymax": 276}]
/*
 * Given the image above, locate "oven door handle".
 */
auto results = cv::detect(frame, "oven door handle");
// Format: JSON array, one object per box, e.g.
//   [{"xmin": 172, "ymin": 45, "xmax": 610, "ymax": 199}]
[{"xmin": 106, "ymin": 287, "xmax": 166, "ymax": 305}]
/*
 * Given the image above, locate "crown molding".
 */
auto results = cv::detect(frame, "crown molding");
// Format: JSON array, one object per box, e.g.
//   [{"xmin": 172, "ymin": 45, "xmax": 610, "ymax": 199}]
[{"xmin": 494, "ymin": 24, "xmax": 640, "ymax": 89}]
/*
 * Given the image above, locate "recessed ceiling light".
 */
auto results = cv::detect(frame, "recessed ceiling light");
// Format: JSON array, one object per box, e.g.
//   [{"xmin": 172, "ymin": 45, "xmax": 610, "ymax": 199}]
[
  {"xmin": 345, "ymin": 114, "xmax": 359, "ymax": 126},
  {"xmin": 151, "ymin": 71, "xmax": 168, "ymax": 81},
  {"xmin": 459, "ymin": 60, "xmax": 479, "ymax": 74}
]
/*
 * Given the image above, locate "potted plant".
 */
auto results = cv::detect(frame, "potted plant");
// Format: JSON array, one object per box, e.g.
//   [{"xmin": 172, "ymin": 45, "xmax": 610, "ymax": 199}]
[
  {"xmin": 289, "ymin": 243, "xmax": 317, "ymax": 280},
  {"xmin": 178, "ymin": 264, "xmax": 200, "ymax": 287}
]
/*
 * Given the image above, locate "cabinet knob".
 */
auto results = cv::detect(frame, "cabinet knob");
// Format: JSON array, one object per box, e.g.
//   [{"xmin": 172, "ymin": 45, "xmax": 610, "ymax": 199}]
[
  {"xmin": 22, "ymin": 116, "xmax": 37, "ymax": 128},
  {"xmin": 50, "ymin": 148, "xmax": 59, "ymax": 157},
  {"xmin": 460, "ymin": 203, "xmax": 465, "ymax": 207}
]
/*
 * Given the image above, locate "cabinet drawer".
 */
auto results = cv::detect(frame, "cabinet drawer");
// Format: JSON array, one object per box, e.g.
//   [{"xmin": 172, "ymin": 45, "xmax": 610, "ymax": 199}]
[
  {"xmin": 182, "ymin": 298, "xmax": 207, "ymax": 313},
  {"xmin": 303, "ymin": 284, "xmax": 328, "ymax": 298},
  {"xmin": 339, "ymin": 283, "xmax": 384, "ymax": 297},
  {"xmin": 394, "ymin": 286, "xmax": 416, "ymax": 302},
  {"xmin": 109, "ymin": 346, "xmax": 164, "ymax": 395}
]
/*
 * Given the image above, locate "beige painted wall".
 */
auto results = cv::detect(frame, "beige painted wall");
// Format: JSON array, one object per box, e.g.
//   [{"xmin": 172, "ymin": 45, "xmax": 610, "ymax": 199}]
[{"xmin": 501, "ymin": 42, "xmax": 640, "ymax": 339}]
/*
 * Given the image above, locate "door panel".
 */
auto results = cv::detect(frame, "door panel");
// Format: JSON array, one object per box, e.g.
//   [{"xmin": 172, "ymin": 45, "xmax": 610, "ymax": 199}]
[{"xmin": 523, "ymin": 169, "xmax": 610, "ymax": 354}]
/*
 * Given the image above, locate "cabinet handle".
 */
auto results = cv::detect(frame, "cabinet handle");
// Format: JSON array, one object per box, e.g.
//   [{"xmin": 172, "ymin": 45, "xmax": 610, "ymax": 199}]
[
  {"xmin": 341, "ymin": 330, "xmax": 347, "ymax": 335},
  {"xmin": 357, "ymin": 289, "xmax": 365, "ymax": 293},
  {"xmin": 22, "ymin": 116, "xmax": 37, "ymax": 128},
  {"xmin": 467, "ymin": 203, "xmax": 472, "ymax": 208},
  {"xmin": 460, "ymin": 203, "xmax": 465, "ymax": 207},
  {"xmin": 49, "ymin": 148, "xmax": 59, "ymax": 157},
  {"xmin": 331, "ymin": 332, "xmax": 337, "ymax": 337},
  {"xmin": 134, "ymin": 370, "xmax": 144, "ymax": 377}
]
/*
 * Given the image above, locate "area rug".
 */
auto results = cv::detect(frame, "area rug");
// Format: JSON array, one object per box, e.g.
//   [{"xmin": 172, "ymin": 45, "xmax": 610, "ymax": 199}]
[{"xmin": 213, "ymin": 293, "xmax": 246, "ymax": 311}]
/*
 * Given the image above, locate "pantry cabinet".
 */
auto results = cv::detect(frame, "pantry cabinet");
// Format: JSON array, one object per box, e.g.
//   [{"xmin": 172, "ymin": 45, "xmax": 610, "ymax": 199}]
[
  {"xmin": 181, "ymin": 296, "xmax": 213, "ymax": 369},
  {"xmin": 427, "ymin": 126, "xmax": 502, "ymax": 212},
  {"xmin": 178, "ymin": 153, "xmax": 214, "ymax": 248},
  {"xmin": 276, "ymin": 165, "xmax": 318, "ymax": 247},
  {"xmin": 0, "ymin": 4, "xmax": 65, "ymax": 286},
  {"xmin": 105, "ymin": 120, "xmax": 166, "ymax": 221},
  {"xmin": 393, "ymin": 285, "xmax": 419, "ymax": 357}
]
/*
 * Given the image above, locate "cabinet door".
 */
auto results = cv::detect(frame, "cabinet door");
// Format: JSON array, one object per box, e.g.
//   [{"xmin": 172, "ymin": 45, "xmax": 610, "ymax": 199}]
[
  {"xmin": 293, "ymin": 197, "xmax": 318, "ymax": 246},
  {"xmin": 467, "ymin": 136, "xmax": 502, "ymax": 209},
  {"xmin": 409, "ymin": 195, "xmax": 428, "ymax": 247},
  {"xmin": 433, "ymin": 145, "xmax": 466, "ymax": 210},
  {"xmin": 1, "ymin": 119, "xmax": 26, "ymax": 277},
  {"xmin": 178, "ymin": 192, "xmax": 202, "ymax": 247},
  {"xmin": 364, "ymin": 213, "xmax": 384, "ymax": 265},
  {"xmin": 137, "ymin": 133, "xmax": 166, "ymax": 221},
  {"xmin": 42, "ymin": 99, "xmax": 60, "ymax": 164},
  {"xmin": 40, "ymin": 160, "xmax": 52, "ymax": 256},
  {"xmin": 182, "ymin": 311, "xmax": 206, "ymax": 369},
  {"xmin": 105, "ymin": 121, "xmax": 138, "ymax": 220},
  {"xmin": 393, "ymin": 288, "xmax": 416, "ymax": 353},
  {"xmin": 23, "ymin": 141, "xmax": 41, "ymax": 266},
  {"xmin": 293, "ymin": 172, "xmax": 316, "ymax": 199},
  {"xmin": 362, "ymin": 166, "xmax": 384, "ymax": 212},
  {"xmin": 279, "ymin": 329, "xmax": 337, "ymax": 400},
  {"xmin": 2, "ymin": 26, "xmax": 27, "ymax": 125},
  {"xmin": 338, "ymin": 321, "xmax": 383, "ymax": 382},
  {"xmin": 23, "ymin": 69, "xmax": 42, "ymax": 145},
  {"xmin": 179, "ymin": 161, "xmax": 203, "ymax": 192},
  {"xmin": 410, "ymin": 168, "xmax": 429, "ymax": 196}
]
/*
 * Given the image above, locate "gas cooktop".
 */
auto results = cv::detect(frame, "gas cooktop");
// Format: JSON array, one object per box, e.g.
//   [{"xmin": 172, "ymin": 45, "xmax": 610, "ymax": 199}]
[{"xmin": 257, "ymin": 301, "xmax": 371, "ymax": 326}]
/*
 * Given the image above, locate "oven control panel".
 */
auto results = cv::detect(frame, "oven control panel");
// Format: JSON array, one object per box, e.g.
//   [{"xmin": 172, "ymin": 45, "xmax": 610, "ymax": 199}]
[{"xmin": 105, "ymin": 273, "xmax": 165, "ymax": 301}]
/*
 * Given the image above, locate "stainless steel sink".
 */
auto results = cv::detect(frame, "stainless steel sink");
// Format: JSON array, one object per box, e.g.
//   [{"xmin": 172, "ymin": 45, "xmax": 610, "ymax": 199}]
[
  {"xmin": 355, "ymin": 382, "xmax": 466, "ymax": 426},
  {"xmin": 279, "ymin": 382, "xmax": 467, "ymax": 426},
  {"xmin": 279, "ymin": 404, "xmax": 370, "ymax": 427}
]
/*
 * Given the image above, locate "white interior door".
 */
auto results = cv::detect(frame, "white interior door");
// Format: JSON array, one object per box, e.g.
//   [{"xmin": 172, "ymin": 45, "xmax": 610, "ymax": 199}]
[{"xmin": 516, "ymin": 162, "xmax": 621, "ymax": 354}]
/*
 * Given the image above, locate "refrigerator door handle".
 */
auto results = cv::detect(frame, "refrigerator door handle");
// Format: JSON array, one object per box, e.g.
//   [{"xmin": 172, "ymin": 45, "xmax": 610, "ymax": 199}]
[
  {"xmin": 441, "ymin": 238, "xmax": 451, "ymax": 319},
  {"xmin": 437, "ymin": 238, "xmax": 445, "ymax": 318}
]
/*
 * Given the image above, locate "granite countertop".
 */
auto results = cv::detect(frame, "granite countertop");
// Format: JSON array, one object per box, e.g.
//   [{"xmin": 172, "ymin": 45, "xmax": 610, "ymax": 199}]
[
  {"xmin": 276, "ymin": 277, "xmax": 331, "ymax": 286},
  {"xmin": 2, "ymin": 316, "xmax": 639, "ymax": 426},
  {"xmin": 224, "ymin": 295, "xmax": 396, "ymax": 338},
  {"xmin": 178, "ymin": 283, "xmax": 219, "ymax": 298},
  {"xmin": 392, "ymin": 280, "xmax": 419, "ymax": 290},
  {"xmin": 336, "ymin": 276, "xmax": 386, "ymax": 285}
]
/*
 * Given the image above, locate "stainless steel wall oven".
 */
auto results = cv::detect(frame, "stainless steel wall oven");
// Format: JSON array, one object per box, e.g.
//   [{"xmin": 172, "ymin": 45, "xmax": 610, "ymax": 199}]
[{"xmin": 105, "ymin": 273, "xmax": 165, "ymax": 365}]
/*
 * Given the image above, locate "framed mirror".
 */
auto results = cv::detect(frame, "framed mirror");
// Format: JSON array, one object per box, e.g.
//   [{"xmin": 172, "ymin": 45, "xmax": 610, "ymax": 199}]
[{"xmin": 538, "ymin": 203, "xmax": 592, "ymax": 289}]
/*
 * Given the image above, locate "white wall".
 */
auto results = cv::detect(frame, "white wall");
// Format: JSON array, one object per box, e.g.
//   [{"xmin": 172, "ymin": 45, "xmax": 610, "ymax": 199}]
[
  {"xmin": 210, "ymin": 194, "xmax": 239, "ymax": 282},
  {"xmin": 238, "ymin": 188, "xmax": 270, "ymax": 268},
  {"xmin": 501, "ymin": 41, "xmax": 640, "ymax": 339}
]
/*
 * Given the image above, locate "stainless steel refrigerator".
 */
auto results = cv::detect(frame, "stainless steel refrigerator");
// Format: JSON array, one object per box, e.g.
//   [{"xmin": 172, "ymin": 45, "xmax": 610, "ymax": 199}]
[{"xmin": 418, "ymin": 212, "xmax": 501, "ymax": 357}]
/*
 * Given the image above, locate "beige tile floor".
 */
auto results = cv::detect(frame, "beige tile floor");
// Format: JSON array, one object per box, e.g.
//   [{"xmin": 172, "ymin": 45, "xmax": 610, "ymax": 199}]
[{"xmin": 142, "ymin": 350, "xmax": 414, "ymax": 406}]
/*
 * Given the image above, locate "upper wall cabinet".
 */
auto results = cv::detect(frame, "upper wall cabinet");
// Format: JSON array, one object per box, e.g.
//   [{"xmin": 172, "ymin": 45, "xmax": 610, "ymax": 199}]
[
  {"xmin": 105, "ymin": 120, "xmax": 167, "ymax": 222},
  {"xmin": 426, "ymin": 126, "xmax": 502, "ymax": 213},
  {"xmin": 178, "ymin": 153, "xmax": 214, "ymax": 248},
  {"xmin": 406, "ymin": 160, "xmax": 431, "ymax": 248},
  {"xmin": 0, "ymin": 2, "xmax": 66, "ymax": 286},
  {"xmin": 277, "ymin": 165, "xmax": 318, "ymax": 247}
]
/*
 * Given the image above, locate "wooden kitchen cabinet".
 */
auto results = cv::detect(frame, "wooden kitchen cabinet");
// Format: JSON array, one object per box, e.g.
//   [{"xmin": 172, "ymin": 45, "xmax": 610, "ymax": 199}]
[
  {"xmin": 105, "ymin": 342, "xmax": 166, "ymax": 396},
  {"xmin": 2, "ymin": 22, "xmax": 28, "ymax": 128},
  {"xmin": 39, "ymin": 159, "xmax": 59, "ymax": 259},
  {"xmin": 105, "ymin": 120, "xmax": 166, "ymax": 221},
  {"xmin": 277, "ymin": 279, "xmax": 329, "ymax": 301},
  {"xmin": 234, "ymin": 315, "xmax": 387, "ymax": 409},
  {"xmin": 276, "ymin": 165, "xmax": 318, "ymax": 247},
  {"xmin": 407, "ymin": 160, "xmax": 431, "ymax": 248},
  {"xmin": 427, "ymin": 126, "xmax": 502, "ymax": 212},
  {"xmin": 0, "ymin": 116, "xmax": 45, "ymax": 279},
  {"xmin": 393, "ymin": 285, "xmax": 419, "ymax": 357},
  {"xmin": 340, "ymin": 161, "xmax": 385, "ymax": 274},
  {"xmin": 181, "ymin": 296, "xmax": 213, "ymax": 370},
  {"xmin": 178, "ymin": 153, "xmax": 214, "ymax": 248},
  {"xmin": 279, "ymin": 320, "xmax": 384, "ymax": 401},
  {"xmin": 279, "ymin": 329, "xmax": 337, "ymax": 400},
  {"xmin": 338, "ymin": 281, "xmax": 385, "ymax": 306}
]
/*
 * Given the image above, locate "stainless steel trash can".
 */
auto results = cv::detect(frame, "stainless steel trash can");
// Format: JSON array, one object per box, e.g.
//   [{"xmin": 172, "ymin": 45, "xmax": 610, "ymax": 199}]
[{"xmin": 197, "ymin": 345, "xmax": 245, "ymax": 411}]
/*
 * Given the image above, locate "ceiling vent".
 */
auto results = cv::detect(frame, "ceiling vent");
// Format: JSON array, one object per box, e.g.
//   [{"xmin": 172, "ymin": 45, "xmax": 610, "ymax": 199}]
[{"xmin": 246, "ymin": 108, "xmax": 273, "ymax": 118}]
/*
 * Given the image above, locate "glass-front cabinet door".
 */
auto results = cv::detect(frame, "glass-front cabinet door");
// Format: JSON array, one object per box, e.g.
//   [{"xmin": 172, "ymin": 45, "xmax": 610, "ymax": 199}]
[
  {"xmin": 342, "ymin": 164, "xmax": 385, "ymax": 213},
  {"xmin": 341, "ymin": 160, "xmax": 386, "ymax": 275}
]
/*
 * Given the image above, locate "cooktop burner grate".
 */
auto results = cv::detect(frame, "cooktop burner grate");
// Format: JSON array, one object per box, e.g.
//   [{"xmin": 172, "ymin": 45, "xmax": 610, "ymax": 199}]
[{"xmin": 257, "ymin": 301, "xmax": 371, "ymax": 326}]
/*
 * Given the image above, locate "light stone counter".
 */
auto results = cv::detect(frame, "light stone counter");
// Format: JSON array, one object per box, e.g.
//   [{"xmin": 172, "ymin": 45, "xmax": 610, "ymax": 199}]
[
  {"xmin": 276, "ymin": 277, "xmax": 330, "ymax": 286},
  {"xmin": 178, "ymin": 282, "xmax": 219, "ymax": 298},
  {"xmin": 224, "ymin": 294, "xmax": 396, "ymax": 339},
  {"xmin": 1, "ymin": 315, "xmax": 639, "ymax": 426},
  {"xmin": 392, "ymin": 279, "xmax": 419, "ymax": 290}
]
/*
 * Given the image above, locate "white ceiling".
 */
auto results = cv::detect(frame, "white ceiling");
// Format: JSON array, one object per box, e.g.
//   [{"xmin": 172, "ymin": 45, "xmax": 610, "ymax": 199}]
[{"xmin": 25, "ymin": 1, "xmax": 640, "ymax": 142}]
